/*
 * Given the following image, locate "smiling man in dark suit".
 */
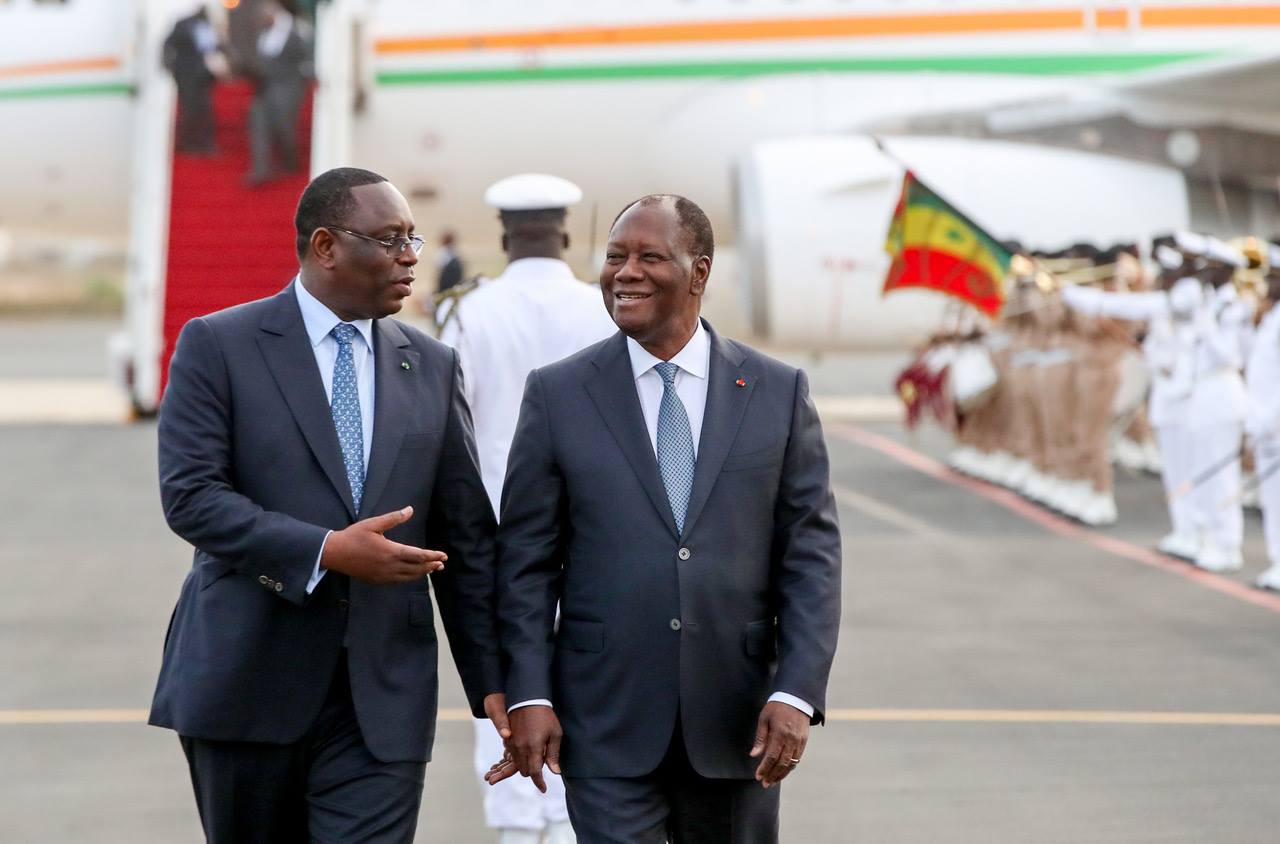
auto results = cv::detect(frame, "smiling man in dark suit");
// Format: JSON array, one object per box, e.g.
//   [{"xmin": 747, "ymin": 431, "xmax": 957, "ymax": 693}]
[
  {"xmin": 150, "ymin": 167, "xmax": 504, "ymax": 843},
  {"xmin": 489, "ymin": 195, "xmax": 842, "ymax": 843}
]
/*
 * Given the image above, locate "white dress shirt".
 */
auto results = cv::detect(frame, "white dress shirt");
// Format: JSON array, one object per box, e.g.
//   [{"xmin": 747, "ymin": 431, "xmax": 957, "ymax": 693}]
[
  {"xmin": 512, "ymin": 320, "xmax": 814, "ymax": 719},
  {"xmin": 294, "ymin": 278, "xmax": 375, "ymax": 593},
  {"xmin": 626, "ymin": 320, "xmax": 710, "ymax": 458},
  {"xmin": 257, "ymin": 11, "xmax": 293, "ymax": 58}
]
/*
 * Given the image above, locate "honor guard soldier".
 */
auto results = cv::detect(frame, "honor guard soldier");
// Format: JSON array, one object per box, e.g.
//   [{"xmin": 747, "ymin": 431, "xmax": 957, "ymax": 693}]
[
  {"xmin": 1246, "ymin": 248, "xmax": 1280, "ymax": 590},
  {"xmin": 1060, "ymin": 234, "xmax": 1214, "ymax": 560},
  {"xmin": 439, "ymin": 173, "xmax": 616, "ymax": 844}
]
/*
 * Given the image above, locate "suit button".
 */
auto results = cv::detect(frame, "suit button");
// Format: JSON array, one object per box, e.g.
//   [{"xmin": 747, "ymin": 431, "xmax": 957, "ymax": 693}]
[
  {"xmin": 670, "ymin": 618, "xmax": 682, "ymax": 631},
  {"xmin": 337, "ymin": 599, "xmax": 349, "ymax": 611},
  {"xmin": 275, "ymin": 582, "xmax": 284, "ymax": 593},
  {"xmin": 677, "ymin": 547, "xmax": 691, "ymax": 561},
  {"xmin": 258, "ymin": 575, "xmax": 269, "ymax": 585}
]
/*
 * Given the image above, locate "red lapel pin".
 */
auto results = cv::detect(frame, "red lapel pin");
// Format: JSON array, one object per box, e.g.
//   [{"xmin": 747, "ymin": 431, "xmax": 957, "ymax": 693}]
[{"xmin": 735, "ymin": 378, "xmax": 747, "ymax": 387}]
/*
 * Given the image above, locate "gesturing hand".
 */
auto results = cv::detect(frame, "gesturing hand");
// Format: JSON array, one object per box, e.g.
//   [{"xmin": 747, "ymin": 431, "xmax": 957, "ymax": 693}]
[
  {"xmin": 483, "ymin": 693, "xmax": 512, "ymax": 745},
  {"xmin": 486, "ymin": 705, "xmax": 562, "ymax": 793},
  {"xmin": 320, "ymin": 506, "xmax": 446, "ymax": 585},
  {"xmin": 749, "ymin": 701, "xmax": 810, "ymax": 788}
]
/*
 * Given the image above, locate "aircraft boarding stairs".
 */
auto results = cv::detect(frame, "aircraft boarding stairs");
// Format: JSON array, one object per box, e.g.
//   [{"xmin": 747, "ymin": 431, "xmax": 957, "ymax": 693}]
[{"xmin": 157, "ymin": 80, "xmax": 313, "ymax": 397}]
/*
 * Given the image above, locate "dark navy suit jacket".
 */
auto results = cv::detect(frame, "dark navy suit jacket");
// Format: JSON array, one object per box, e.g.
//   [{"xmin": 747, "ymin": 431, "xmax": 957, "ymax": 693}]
[
  {"xmin": 150, "ymin": 283, "xmax": 500, "ymax": 763},
  {"xmin": 497, "ymin": 322, "xmax": 842, "ymax": 780}
]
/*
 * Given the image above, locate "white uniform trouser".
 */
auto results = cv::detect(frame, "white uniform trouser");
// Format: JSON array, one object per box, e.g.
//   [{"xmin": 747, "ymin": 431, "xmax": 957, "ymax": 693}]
[
  {"xmin": 1188, "ymin": 422, "xmax": 1243, "ymax": 553},
  {"xmin": 1156, "ymin": 424, "xmax": 1195, "ymax": 538},
  {"xmin": 1256, "ymin": 438, "xmax": 1280, "ymax": 566},
  {"xmin": 473, "ymin": 718, "xmax": 569, "ymax": 830}
]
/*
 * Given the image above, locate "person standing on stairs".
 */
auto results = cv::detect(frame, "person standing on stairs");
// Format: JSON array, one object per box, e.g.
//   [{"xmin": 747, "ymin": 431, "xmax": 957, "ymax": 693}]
[
  {"xmin": 163, "ymin": 2, "xmax": 228, "ymax": 156},
  {"xmin": 245, "ymin": 0, "xmax": 313, "ymax": 187}
]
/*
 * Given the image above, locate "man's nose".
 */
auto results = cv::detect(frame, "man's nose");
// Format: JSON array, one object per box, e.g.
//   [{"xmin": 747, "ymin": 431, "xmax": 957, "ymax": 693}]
[
  {"xmin": 398, "ymin": 245, "xmax": 419, "ymax": 267},
  {"xmin": 616, "ymin": 255, "xmax": 643, "ymax": 280}
]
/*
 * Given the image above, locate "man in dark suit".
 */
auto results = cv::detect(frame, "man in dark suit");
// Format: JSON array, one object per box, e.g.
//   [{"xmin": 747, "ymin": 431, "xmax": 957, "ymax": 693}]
[
  {"xmin": 162, "ymin": 4, "xmax": 223, "ymax": 155},
  {"xmin": 245, "ymin": 1, "xmax": 312, "ymax": 186},
  {"xmin": 435, "ymin": 230, "xmax": 465, "ymax": 294},
  {"xmin": 150, "ymin": 167, "xmax": 505, "ymax": 843},
  {"xmin": 488, "ymin": 195, "xmax": 842, "ymax": 842}
]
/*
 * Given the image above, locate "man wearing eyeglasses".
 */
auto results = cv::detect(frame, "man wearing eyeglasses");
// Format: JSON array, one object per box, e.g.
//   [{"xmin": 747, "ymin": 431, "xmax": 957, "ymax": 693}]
[{"xmin": 150, "ymin": 167, "xmax": 505, "ymax": 843}]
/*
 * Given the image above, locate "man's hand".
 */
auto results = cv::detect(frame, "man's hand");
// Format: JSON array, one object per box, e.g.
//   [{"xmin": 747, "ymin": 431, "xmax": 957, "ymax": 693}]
[
  {"xmin": 486, "ymin": 705, "xmax": 562, "ymax": 792},
  {"xmin": 483, "ymin": 693, "xmax": 512, "ymax": 744},
  {"xmin": 320, "ymin": 506, "xmax": 446, "ymax": 585},
  {"xmin": 749, "ymin": 701, "xmax": 810, "ymax": 788}
]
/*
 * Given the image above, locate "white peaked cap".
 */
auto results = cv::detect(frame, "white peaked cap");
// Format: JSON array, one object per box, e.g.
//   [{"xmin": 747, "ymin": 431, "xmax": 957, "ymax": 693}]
[
  {"xmin": 484, "ymin": 173, "xmax": 583, "ymax": 211},
  {"xmin": 1174, "ymin": 230, "xmax": 1208, "ymax": 256},
  {"xmin": 1203, "ymin": 235, "xmax": 1246, "ymax": 268},
  {"xmin": 1154, "ymin": 244, "xmax": 1183, "ymax": 270}
]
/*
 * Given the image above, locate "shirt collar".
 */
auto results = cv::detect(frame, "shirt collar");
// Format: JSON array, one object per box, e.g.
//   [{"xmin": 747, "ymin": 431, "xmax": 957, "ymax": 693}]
[
  {"xmin": 498, "ymin": 257, "xmax": 578, "ymax": 284},
  {"xmin": 626, "ymin": 319, "xmax": 709, "ymax": 382},
  {"xmin": 294, "ymin": 277, "xmax": 374, "ymax": 352}
]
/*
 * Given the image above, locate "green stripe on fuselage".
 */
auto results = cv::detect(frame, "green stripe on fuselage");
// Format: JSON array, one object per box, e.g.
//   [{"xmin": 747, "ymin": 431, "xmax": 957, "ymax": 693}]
[
  {"xmin": 376, "ymin": 52, "xmax": 1214, "ymax": 86},
  {"xmin": 0, "ymin": 82, "xmax": 133, "ymax": 101}
]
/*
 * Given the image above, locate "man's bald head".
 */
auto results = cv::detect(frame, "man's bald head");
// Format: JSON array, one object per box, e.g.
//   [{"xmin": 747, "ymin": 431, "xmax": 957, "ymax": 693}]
[{"xmin": 612, "ymin": 195, "xmax": 714, "ymax": 264}]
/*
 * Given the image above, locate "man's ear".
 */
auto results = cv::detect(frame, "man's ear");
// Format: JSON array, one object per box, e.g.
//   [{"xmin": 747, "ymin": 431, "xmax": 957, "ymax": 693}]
[
  {"xmin": 312, "ymin": 228, "xmax": 339, "ymax": 270},
  {"xmin": 690, "ymin": 255, "xmax": 711, "ymax": 296}
]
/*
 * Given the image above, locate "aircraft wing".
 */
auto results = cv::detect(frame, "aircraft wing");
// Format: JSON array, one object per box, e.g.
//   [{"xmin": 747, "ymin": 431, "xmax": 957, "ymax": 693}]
[{"xmin": 983, "ymin": 51, "xmax": 1280, "ymax": 135}]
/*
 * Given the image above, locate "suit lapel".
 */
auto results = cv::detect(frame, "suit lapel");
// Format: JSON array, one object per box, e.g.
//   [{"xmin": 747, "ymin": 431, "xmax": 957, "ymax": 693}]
[
  {"xmin": 681, "ymin": 323, "xmax": 754, "ymax": 539},
  {"xmin": 257, "ymin": 286, "xmax": 357, "ymax": 519},
  {"xmin": 584, "ymin": 333, "xmax": 680, "ymax": 538},
  {"xmin": 359, "ymin": 319, "xmax": 418, "ymax": 519}
]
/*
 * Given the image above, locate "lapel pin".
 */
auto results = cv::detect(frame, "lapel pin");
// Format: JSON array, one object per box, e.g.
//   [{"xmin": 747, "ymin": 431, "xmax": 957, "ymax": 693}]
[
  {"xmin": 401, "ymin": 361, "xmax": 411, "ymax": 371},
  {"xmin": 735, "ymin": 378, "xmax": 747, "ymax": 387}
]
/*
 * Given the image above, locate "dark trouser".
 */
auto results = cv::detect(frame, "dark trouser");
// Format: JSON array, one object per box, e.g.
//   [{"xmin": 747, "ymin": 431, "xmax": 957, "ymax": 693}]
[
  {"xmin": 248, "ymin": 83, "xmax": 303, "ymax": 179},
  {"xmin": 564, "ymin": 722, "xmax": 780, "ymax": 844},
  {"xmin": 179, "ymin": 654, "xmax": 425, "ymax": 844},
  {"xmin": 175, "ymin": 78, "xmax": 216, "ymax": 153}
]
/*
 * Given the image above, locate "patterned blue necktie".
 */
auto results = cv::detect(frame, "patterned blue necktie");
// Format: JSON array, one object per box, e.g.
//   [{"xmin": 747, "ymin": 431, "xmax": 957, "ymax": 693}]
[
  {"xmin": 655, "ymin": 361, "xmax": 696, "ymax": 533},
  {"xmin": 330, "ymin": 323, "xmax": 365, "ymax": 511}
]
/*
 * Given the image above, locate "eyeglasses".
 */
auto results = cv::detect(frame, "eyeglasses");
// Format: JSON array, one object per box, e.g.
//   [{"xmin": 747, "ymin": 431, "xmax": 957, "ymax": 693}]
[{"xmin": 325, "ymin": 226, "xmax": 425, "ymax": 256}]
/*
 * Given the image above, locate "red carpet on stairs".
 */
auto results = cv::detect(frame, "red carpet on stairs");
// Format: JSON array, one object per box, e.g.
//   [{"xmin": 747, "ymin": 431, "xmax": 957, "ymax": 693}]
[{"xmin": 159, "ymin": 80, "xmax": 313, "ymax": 400}]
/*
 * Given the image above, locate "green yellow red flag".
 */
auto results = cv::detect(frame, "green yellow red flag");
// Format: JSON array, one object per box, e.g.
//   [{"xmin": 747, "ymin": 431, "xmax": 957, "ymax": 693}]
[{"xmin": 882, "ymin": 171, "xmax": 1012, "ymax": 316}]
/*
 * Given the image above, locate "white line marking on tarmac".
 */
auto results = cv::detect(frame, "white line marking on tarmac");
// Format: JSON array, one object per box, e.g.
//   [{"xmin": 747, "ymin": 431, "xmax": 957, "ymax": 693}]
[
  {"xmin": 832, "ymin": 482, "xmax": 949, "ymax": 540},
  {"xmin": 815, "ymin": 395, "xmax": 902, "ymax": 423},
  {"xmin": 8, "ymin": 708, "xmax": 1280, "ymax": 727},
  {"xmin": 825, "ymin": 710, "xmax": 1280, "ymax": 726},
  {"xmin": 0, "ymin": 378, "xmax": 129, "ymax": 424}
]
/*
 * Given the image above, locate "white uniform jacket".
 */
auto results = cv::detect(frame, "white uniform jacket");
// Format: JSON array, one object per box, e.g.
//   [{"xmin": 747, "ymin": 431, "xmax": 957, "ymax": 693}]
[{"xmin": 438, "ymin": 257, "xmax": 618, "ymax": 514}]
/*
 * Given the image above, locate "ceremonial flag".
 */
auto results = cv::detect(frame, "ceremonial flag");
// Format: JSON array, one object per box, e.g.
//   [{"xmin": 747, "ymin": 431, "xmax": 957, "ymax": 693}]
[{"xmin": 882, "ymin": 172, "xmax": 1012, "ymax": 316}]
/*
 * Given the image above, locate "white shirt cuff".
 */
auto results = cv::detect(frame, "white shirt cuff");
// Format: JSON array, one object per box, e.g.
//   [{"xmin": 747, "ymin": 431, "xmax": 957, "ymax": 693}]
[
  {"xmin": 769, "ymin": 692, "xmax": 814, "ymax": 718},
  {"xmin": 508, "ymin": 699, "xmax": 553, "ymax": 714},
  {"xmin": 306, "ymin": 530, "xmax": 331, "ymax": 595}
]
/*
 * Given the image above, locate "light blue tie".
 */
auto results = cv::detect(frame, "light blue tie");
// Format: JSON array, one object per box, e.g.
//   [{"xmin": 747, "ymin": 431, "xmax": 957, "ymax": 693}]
[
  {"xmin": 655, "ymin": 361, "xmax": 696, "ymax": 533},
  {"xmin": 330, "ymin": 323, "xmax": 365, "ymax": 511}
]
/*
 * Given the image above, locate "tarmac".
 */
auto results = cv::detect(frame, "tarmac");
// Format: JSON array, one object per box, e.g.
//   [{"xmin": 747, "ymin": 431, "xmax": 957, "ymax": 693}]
[{"xmin": 4, "ymin": 317, "xmax": 1280, "ymax": 842}]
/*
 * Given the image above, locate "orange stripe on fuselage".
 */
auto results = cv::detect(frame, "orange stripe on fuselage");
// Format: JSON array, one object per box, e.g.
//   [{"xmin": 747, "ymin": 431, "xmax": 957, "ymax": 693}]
[
  {"xmin": 374, "ymin": 5, "xmax": 1280, "ymax": 55},
  {"xmin": 1095, "ymin": 8, "xmax": 1132, "ymax": 29},
  {"xmin": 0, "ymin": 56, "xmax": 120, "ymax": 80},
  {"xmin": 1143, "ymin": 4, "xmax": 1280, "ymax": 26},
  {"xmin": 376, "ymin": 10, "xmax": 1086, "ymax": 55}
]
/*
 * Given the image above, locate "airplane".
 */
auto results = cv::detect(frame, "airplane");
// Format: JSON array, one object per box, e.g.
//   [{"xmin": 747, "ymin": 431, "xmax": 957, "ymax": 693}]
[{"xmin": 3, "ymin": 0, "xmax": 1280, "ymax": 376}]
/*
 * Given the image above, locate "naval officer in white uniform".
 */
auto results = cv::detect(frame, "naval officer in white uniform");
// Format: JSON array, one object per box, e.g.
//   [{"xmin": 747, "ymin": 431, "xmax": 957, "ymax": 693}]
[
  {"xmin": 1246, "ymin": 261, "xmax": 1280, "ymax": 590},
  {"xmin": 1061, "ymin": 233, "xmax": 1248, "ymax": 571},
  {"xmin": 440, "ymin": 174, "xmax": 616, "ymax": 844}
]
